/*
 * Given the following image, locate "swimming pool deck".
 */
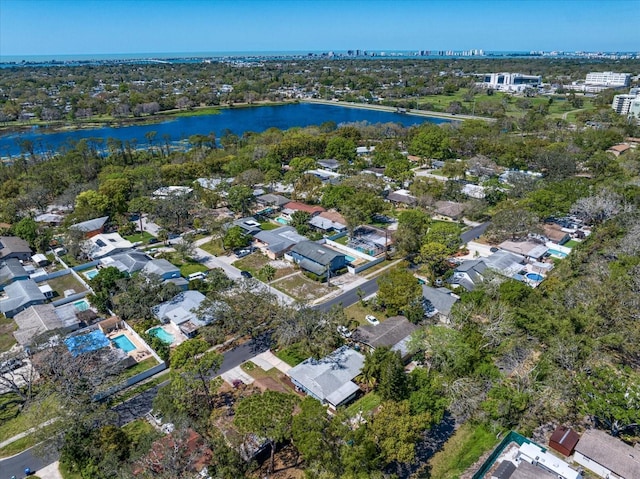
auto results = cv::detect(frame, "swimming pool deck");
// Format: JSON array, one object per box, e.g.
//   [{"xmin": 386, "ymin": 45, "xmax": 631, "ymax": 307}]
[{"xmin": 105, "ymin": 329, "xmax": 151, "ymax": 361}]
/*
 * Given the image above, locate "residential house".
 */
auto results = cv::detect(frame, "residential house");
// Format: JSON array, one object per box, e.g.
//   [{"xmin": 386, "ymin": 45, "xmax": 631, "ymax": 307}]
[
  {"xmin": 421, "ymin": 286, "xmax": 459, "ymax": 322},
  {"xmin": 304, "ymin": 169, "xmax": 342, "ymax": 185},
  {"xmin": 351, "ymin": 315, "xmax": 418, "ymax": 361},
  {"xmin": 309, "ymin": 211, "xmax": 348, "ymax": 234},
  {"xmin": 484, "ymin": 250, "xmax": 526, "ymax": 278},
  {"xmin": 142, "ymin": 259, "xmax": 181, "ymax": 281},
  {"xmin": 461, "ymin": 183, "xmax": 486, "ymax": 199},
  {"xmin": 542, "ymin": 223, "xmax": 571, "ymax": 245},
  {"xmin": 0, "ymin": 258, "xmax": 29, "ymax": 291},
  {"xmin": 31, "ymin": 254, "xmax": 49, "ymax": 267},
  {"xmin": 350, "ymin": 225, "xmax": 392, "ymax": 257},
  {"xmin": 317, "ymin": 159, "xmax": 340, "ymax": 171},
  {"xmin": 607, "ymin": 143, "xmax": 631, "ymax": 157},
  {"xmin": 254, "ymin": 226, "xmax": 308, "ymax": 259},
  {"xmin": 195, "ymin": 177, "xmax": 233, "ymax": 191},
  {"xmin": 100, "ymin": 251, "xmax": 151, "ymax": 275},
  {"xmin": 0, "ymin": 280, "xmax": 47, "ymax": 318},
  {"xmin": 288, "ymin": 346, "xmax": 364, "ymax": 410},
  {"xmin": 499, "ymin": 240, "xmax": 548, "ymax": 261},
  {"xmin": 12, "ymin": 303, "xmax": 80, "ymax": 346},
  {"xmin": 86, "ymin": 233, "xmax": 134, "ymax": 260},
  {"xmin": 356, "ymin": 146, "xmax": 375, "ymax": 155},
  {"xmin": 288, "ymin": 241, "xmax": 347, "ymax": 276},
  {"xmin": 152, "ymin": 186, "xmax": 193, "ymax": 198},
  {"xmin": 152, "ymin": 290, "xmax": 214, "ymax": 337},
  {"xmin": 434, "ymin": 201, "xmax": 465, "ymax": 221},
  {"xmin": 232, "ymin": 217, "xmax": 263, "ymax": 236},
  {"xmin": 69, "ymin": 216, "xmax": 109, "ymax": 238},
  {"xmin": 255, "ymin": 193, "xmax": 290, "ymax": 210},
  {"xmin": 0, "ymin": 236, "xmax": 32, "ymax": 261},
  {"xmin": 34, "ymin": 213, "xmax": 64, "ymax": 226},
  {"xmin": 450, "ymin": 259, "xmax": 487, "ymax": 291},
  {"xmin": 386, "ymin": 189, "xmax": 417, "ymax": 207},
  {"xmin": 282, "ymin": 201, "xmax": 325, "ymax": 218},
  {"xmin": 517, "ymin": 442, "xmax": 581, "ymax": 479},
  {"xmin": 574, "ymin": 429, "xmax": 640, "ymax": 479},
  {"xmin": 549, "ymin": 426, "xmax": 580, "ymax": 457}
]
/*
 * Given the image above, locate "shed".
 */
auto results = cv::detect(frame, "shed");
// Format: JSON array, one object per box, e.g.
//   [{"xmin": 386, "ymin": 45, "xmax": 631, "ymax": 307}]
[{"xmin": 549, "ymin": 426, "xmax": 580, "ymax": 457}]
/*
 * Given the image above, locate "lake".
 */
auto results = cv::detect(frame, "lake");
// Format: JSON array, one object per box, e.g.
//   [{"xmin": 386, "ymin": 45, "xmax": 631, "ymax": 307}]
[{"xmin": 0, "ymin": 103, "xmax": 451, "ymax": 157}]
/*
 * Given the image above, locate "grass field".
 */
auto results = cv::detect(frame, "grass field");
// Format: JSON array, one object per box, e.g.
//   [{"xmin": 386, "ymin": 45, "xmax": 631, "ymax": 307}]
[
  {"xmin": 44, "ymin": 272, "xmax": 88, "ymax": 298},
  {"xmin": 275, "ymin": 344, "xmax": 308, "ymax": 366},
  {"xmin": 272, "ymin": 273, "xmax": 333, "ymax": 302},
  {"xmin": 124, "ymin": 231, "xmax": 154, "ymax": 243},
  {"xmin": 199, "ymin": 238, "xmax": 225, "ymax": 256},
  {"xmin": 179, "ymin": 262, "xmax": 208, "ymax": 277},
  {"xmin": 427, "ymin": 422, "xmax": 499, "ymax": 479},
  {"xmin": 344, "ymin": 301, "xmax": 386, "ymax": 327},
  {"xmin": 233, "ymin": 252, "xmax": 270, "ymax": 273},
  {"xmin": 0, "ymin": 316, "xmax": 17, "ymax": 352},
  {"xmin": 344, "ymin": 392, "xmax": 381, "ymax": 417}
]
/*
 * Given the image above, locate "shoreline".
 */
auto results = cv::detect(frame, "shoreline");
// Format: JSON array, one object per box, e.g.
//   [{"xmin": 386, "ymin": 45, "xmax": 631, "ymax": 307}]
[{"xmin": 300, "ymin": 98, "xmax": 495, "ymax": 122}]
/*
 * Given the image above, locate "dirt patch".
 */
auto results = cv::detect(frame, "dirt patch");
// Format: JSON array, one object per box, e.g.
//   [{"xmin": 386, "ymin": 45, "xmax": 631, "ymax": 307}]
[
  {"xmin": 250, "ymin": 443, "xmax": 305, "ymax": 479},
  {"xmin": 253, "ymin": 377, "xmax": 289, "ymax": 394},
  {"xmin": 273, "ymin": 273, "xmax": 334, "ymax": 302}
]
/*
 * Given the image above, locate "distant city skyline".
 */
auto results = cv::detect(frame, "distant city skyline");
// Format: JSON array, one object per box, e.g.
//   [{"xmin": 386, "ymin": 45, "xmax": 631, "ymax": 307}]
[{"xmin": 0, "ymin": 0, "xmax": 638, "ymax": 58}]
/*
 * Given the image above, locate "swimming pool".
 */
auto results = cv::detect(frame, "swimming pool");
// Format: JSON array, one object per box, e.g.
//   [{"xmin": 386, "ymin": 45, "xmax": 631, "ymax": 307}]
[
  {"xmin": 65, "ymin": 330, "xmax": 110, "ymax": 356},
  {"xmin": 148, "ymin": 326, "xmax": 175, "ymax": 345},
  {"xmin": 112, "ymin": 334, "xmax": 136, "ymax": 353},
  {"xmin": 74, "ymin": 300, "xmax": 90, "ymax": 312},
  {"xmin": 84, "ymin": 269, "xmax": 100, "ymax": 280},
  {"xmin": 275, "ymin": 217, "xmax": 289, "ymax": 225},
  {"xmin": 345, "ymin": 255, "xmax": 356, "ymax": 263},
  {"xmin": 526, "ymin": 273, "xmax": 544, "ymax": 282},
  {"xmin": 547, "ymin": 249, "xmax": 568, "ymax": 258}
]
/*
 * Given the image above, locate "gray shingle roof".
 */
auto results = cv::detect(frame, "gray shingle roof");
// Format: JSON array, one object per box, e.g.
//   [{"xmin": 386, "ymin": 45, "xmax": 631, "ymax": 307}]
[
  {"xmin": 256, "ymin": 194, "xmax": 290, "ymax": 207},
  {"xmin": 0, "ymin": 258, "xmax": 28, "ymax": 287},
  {"xmin": 69, "ymin": 216, "xmax": 109, "ymax": 232},
  {"xmin": 143, "ymin": 259, "xmax": 180, "ymax": 277},
  {"xmin": 575, "ymin": 429, "xmax": 640, "ymax": 479},
  {"xmin": 0, "ymin": 236, "xmax": 31, "ymax": 259},
  {"xmin": 0, "ymin": 279, "xmax": 46, "ymax": 316},
  {"xmin": 101, "ymin": 251, "xmax": 150, "ymax": 274},
  {"xmin": 254, "ymin": 226, "xmax": 307, "ymax": 254},
  {"xmin": 290, "ymin": 241, "xmax": 344, "ymax": 266},
  {"xmin": 288, "ymin": 346, "xmax": 364, "ymax": 406},
  {"xmin": 352, "ymin": 316, "xmax": 418, "ymax": 350},
  {"xmin": 421, "ymin": 285, "xmax": 459, "ymax": 316}
]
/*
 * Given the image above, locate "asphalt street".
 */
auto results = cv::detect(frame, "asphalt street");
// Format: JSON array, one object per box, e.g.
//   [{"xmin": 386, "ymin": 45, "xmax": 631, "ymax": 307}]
[
  {"xmin": 313, "ymin": 277, "xmax": 379, "ymax": 312},
  {"xmin": 1, "ymin": 442, "xmax": 58, "ymax": 479}
]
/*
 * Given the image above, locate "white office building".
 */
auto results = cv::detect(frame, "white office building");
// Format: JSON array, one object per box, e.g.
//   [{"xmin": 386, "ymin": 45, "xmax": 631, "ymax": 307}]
[
  {"xmin": 585, "ymin": 72, "xmax": 630, "ymax": 87},
  {"xmin": 479, "ymin": 73, "xmax": 542, "ymax": 92},
  {"xmin": 612, "ymin": 94, "xmax": 638, "ymax": 114}
]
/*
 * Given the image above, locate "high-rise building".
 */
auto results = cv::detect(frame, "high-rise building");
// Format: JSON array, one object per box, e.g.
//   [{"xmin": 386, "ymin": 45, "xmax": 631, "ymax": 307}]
[
  {"xmin": 585, "ymin": 72, "xmax": 631, "ymax": 87},
  {"xmin": 612, "ymin": 94, "xmax": 638, "ymax": 115}
]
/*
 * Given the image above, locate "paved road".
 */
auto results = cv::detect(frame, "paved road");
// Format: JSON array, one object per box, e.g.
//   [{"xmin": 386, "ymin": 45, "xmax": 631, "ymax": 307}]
[
  {"xmin": 460, "ymin": 221, "xmax": 491, "ymax": 244},
  {"xmin": 313, "ymin": 277, "xmax": 379, "ymax": 312},
  {"xmin": 1, "ymin": 442, "xmax": 59, "ymax": 479}
]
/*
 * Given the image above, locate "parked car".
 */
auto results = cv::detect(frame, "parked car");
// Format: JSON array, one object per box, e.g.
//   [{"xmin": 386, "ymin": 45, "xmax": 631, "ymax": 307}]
[
  {"xmin": 365, "ymin": 315, "xmax": 379, "ymax": 325},
  {"xmin": 148, "ymin": 238, "xmax": 159, "ymax": 244},
  {"xmin": 240, "ymin": 270, "xmax": 253, "ymax": 279},
  {"xmin": 235, "ymin": 248, "xmax": 252, "ymax": 258},
  {"xmin": 188, "ymin": 272, "xmax": 207, "ymax": 281}
]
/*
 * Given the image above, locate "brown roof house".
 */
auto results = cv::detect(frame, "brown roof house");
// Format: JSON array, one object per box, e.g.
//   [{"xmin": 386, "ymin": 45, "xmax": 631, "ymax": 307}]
[
  {"xmin": 607, "ymin": 143, "xmax": 631, "ymax": 157},
  {"xmin": 69, "ymin": 216, "xmax": 109, "ymax": 238},
  {"xmin": 574, "ymin": 429, "xmax": 640, "ymax": 479},
  {"xmin": 548, "ymin": 426, "xmax": 580, "ymax": 457},
  {"xmin": 434, "ymin": 201, "xmax": 465, "ymax": 221}
]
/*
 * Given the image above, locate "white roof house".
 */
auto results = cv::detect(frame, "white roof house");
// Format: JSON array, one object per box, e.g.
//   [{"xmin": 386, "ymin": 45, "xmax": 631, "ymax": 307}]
[
  {"xmin": 86, "ymin": 233, "xmax": 134, "ymax": 260},
  {"xmin": 288, "ymin": 346, "xmax": 364, "ymax": 409},
  {"xmin": 152, "ymin": 291, "xmax": 215, "ymax": 337}
]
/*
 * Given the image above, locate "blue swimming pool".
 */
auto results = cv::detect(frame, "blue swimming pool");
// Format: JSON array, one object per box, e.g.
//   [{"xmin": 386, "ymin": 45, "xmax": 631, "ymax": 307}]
[
  {"xmin": 276, "ymin": 217, "xmax": 289, "ymax": 225},
  {"xmin": 112, "ymin": 334, "xmax": 136, "ymax": 353},
  {"xmin": 65, "ymin": 330, "xmax": 110, "ymax": 356},
  {"xmin": 345, "ymin": 255, "xmax": 356, "ymax": 263},
  {"xmin": 74, "ymin": 300, "xmax": 90, "ymax": 311},
  {"xmin": 526, "ymin": 273, "xmax": 544, "ymax": 282},
  {"xmin": 148, "ymin": 326, "xmax": 175, "ymax": 345},
  {"xmin": 547, "ymin": 249, "xmax": 568, "ymax": 258},
  {"xmin": 84, "ymin": 269, "xmax": 100, "ymax": 280}
]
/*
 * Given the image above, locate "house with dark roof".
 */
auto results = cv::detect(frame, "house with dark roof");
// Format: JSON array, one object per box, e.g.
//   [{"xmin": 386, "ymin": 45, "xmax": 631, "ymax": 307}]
[
  {"xmin": 142, "ymin": 259, "xmax": 181, "ymax": 281},
  {"xmin": 542, "ymin": 223, "xmax": 571, "ymax": 245},
  {"xmin": 574, "ymin": 429, "xmax": 640, "ymax": 479},
  {"xmin": 69, "ymin": 216, "xmax": 109, "ymax": 238},
  {"xmin": 386, "ymin": 189, "xmax": 417, "ymax": 206},
  {"xmin": 288, "ymin": 241, "xmax": 346, "ymax": 276},
  {"xmin": 351, "ymin": 315, "xmax": 418, "ymax": 361},
  {"xmin": 0, "ymin": 258, "xmax": 29, "ymax": 291},
  {"xmin": 434, "ymin": 201, "xmax": 465, "ymax": 221},
  {"xmin": 0, "ymin": 279, "xmax": 47, "ymax": 318},
  {"xmin": 0, "ymin": 236, "xmax": 32, "ymax": 261},
  {"xmin": 421, "ymin": 285, "xmax": 459, "ymax": 322},
  {"xmin": 317, "ymin": 159, "xmax": 340, "ymax": 171},
  {"xmin": 256, "ymin": 193, "xmax": 290, "ymax": 208},
  {"xmin": 232, "ymin": 217, "xmax": 263, "ymax": 236},
  {"xmin": 254, "ymin": 226, "xmax": 308, "ymax": 259},
  {"xmin": 288, "ymin": 346, "xmax": 364, "ymax": 410},
  {"xmin": 450, "ymin": 259, "xmax": 487, "ymax": 291}
]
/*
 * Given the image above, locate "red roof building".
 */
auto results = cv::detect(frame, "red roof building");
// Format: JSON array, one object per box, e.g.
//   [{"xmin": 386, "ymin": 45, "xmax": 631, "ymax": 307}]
[{"xmin": 549, "ymin": 425, "xmax": 580, "ymax": 457}]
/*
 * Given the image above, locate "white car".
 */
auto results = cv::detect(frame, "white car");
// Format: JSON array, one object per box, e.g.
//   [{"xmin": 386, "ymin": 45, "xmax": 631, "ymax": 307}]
[{"xmin": 365, "ymin": 315, "xmax": 379, "ymax": 325}]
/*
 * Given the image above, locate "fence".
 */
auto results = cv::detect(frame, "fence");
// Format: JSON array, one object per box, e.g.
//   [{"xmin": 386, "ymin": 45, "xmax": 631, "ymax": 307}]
[{"xmin": 471, "ymin": 430, "xmax": 532, "ymax": 479}]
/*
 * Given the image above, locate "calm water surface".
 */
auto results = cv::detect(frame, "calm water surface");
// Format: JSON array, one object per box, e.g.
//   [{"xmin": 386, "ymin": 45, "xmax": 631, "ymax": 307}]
[{"xmin": 0, "ymin": 103, "xmax": 451, "ymax": 157}]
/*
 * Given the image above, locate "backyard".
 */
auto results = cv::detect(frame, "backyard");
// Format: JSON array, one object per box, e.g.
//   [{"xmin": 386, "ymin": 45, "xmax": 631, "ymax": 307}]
[
  {"xmin": 44, "ymin": 272, "xmax": 88, "ymax": 298},
  {"xmin": 240, "ymin": 361, "xmax": 297, "ymax": 394},
  {"xmin": 0, "ymin": 316, "xmax": 17, "ymax": 352}
]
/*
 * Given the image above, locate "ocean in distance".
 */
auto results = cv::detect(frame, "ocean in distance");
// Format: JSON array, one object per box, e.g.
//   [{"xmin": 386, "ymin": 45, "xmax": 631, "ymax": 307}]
[{"xmin": 0, "ymin": 103, "xmax": 451, "ymax": 158}]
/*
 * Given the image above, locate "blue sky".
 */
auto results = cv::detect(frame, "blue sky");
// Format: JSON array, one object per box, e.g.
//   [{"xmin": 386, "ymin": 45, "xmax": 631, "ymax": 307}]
[{"xmin": 0, "ymin": 0, "xmax": 638, "ymax": 57}]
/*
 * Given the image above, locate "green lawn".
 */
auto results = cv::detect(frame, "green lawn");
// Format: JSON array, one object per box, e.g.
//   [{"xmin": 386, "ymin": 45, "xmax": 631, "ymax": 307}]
[
  {"xmin": 179, "ymin": 262, "xmax": 208, "ymax": 277},
  {"xmin": 275, "ymin": 344, "xmax": 308, "ymax": 366},
  {"xmin": 333, "ymin": 235, "xmax": 349, "ymax": 245},
  {"xmin": 124, "ymin": 231, "xmax": 154, "ymax": 243},
  {"xmin": 121, "ymin": 357, "xmax": 159, "ymax": 379},
  {"xmin": 427, "ymin": 422, "xmax": 499, "ymax": 479},
  {"xmin": 199, "ymin": 238, "xmax": 225, "ymax": 256},
  {"xmin": 564, "ymin": 239, "xmax": 581, "ymax": 249},
  {"xmin": 45, "ymin": 272, "xmax": 88, "ymax": 298},
  {"xmin": 272, "ymin": 273, "xmax": 334, "ymax": 302},
  {"xmin": 259, "ymin": 221, "xmax": 280, "ymax": 231},
  {"xmin": 0, "ymin": 316, "xmax": 17, "ymax": 352},
  {"xmin": 344, "ymin": 392, "xmax": 381, "ymax": 417},
  {"xmin": 344, "ymin": 301, "xmax": 387, "ymax": 327},
  {"xmin": 233, "ymin": 252, "xmax": 270, "ymax": 273}
]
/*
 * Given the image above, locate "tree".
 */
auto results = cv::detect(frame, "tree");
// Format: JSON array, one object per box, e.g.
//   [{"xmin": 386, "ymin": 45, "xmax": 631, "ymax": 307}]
[
  {"xmin": 223, "ymin": 225, "xmax": 250, "ymax": 250},
  {"xmin": 234, "ymin": 391, "xmax": 299, "ymax": 473},
  {"xmin": 418, "ymin": 242, "xmax": 449, "ymax": 278},
  {"xmin": 259, "ymin": 264, "xmax": 276, "ymax": 283},
  {"xmin": 376, "ymin": 264, "xmax": 422, "ymax": 316},
  {"xmin": 487, "ymin": 203, "xmax": 540, "ymax": 241},
  {"xmin": 226, "ymin": 185, "xmax": 255, "ymax": 215},
  {"xmin": 394, "ymin": 209, "xmax": 431, "ymax": 258},
  {"xmin": 289, "ymin": 210, "xmax": 311, "ymax": 235},
  {"xmin": 408, "ymin": 125, "xmax": 451, "ymax": 162},
  {"xmin": 424, "ymin": 221, "xmax": 461, "ymax": 253},
  {"xmin": 292, "ymin": 397, "xmax": 339, "ymax": 473},
  {"xmin": 12, "ymin": 217, "xmax": 39, "ymax": 249},
  {"xmin": 325, "ymin": 136, "xmax": 356, "ymax": 163}
]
